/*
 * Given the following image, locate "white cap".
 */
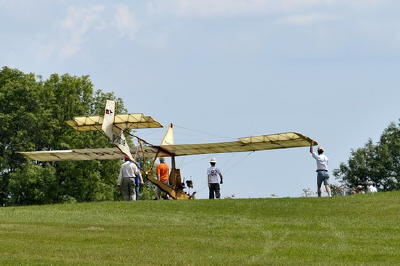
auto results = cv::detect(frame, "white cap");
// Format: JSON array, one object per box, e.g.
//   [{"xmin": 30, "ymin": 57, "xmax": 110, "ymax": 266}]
[{"xmin": 210, "ymin": 158, "xmax": 216, "ymax": 163}]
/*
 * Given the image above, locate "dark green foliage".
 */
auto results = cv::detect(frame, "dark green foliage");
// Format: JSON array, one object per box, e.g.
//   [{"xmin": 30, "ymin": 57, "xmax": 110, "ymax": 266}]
[
  {"xmin": 0, "ymin": 66, "xmax": 149, "ymax": 205},
  {"xmin": 8, "ymin": 162, "xmax": 58, "ymax": 205},
  {"xmin": 334, "ymin": 121, "xmax": 400, "ymax": 191}
]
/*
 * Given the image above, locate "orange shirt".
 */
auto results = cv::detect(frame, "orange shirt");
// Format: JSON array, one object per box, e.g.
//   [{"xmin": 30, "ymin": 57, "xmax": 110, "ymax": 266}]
[{"xmin": 156, "ymin": 163, "xmax": 169, "ymax": 182}]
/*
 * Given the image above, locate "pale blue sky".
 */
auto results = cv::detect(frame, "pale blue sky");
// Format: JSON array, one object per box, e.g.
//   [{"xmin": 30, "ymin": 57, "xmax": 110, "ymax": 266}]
[{"xmin": 1, "ymin": 0, "xmax": 399, "ymax": 198}]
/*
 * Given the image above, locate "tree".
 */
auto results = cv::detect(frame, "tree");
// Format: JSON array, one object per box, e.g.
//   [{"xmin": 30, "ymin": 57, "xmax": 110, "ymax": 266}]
[
  {"xmin": 8, "ymin": 162, "xmax": 58, "ymax": 205},
  {"xmin": 0, "ymin": 67, "xmax": 46, "ymax": 205},
  {"xmin": 0, "ymin": 67, "xmax": 133, "ymax": 205},
  {"xmin": 334, "ymin": 121, "xmax": 400, "ymax": 192}
]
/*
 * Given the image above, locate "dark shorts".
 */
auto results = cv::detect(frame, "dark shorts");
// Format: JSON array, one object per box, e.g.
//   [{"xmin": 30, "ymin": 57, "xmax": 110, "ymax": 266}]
[
  {"xmin": 209, "ymin": 183, "xmax": 220, "ymax": 199},
  {"xmin": 317, "ymin": 171, "xmax": 329, "ymax": 187}
]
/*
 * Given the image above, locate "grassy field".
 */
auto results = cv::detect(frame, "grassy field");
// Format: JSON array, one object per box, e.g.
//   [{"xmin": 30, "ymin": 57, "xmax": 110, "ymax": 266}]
[{"xmin": 1, "ymin": 192, "xmax": 400, "ymax": 265}]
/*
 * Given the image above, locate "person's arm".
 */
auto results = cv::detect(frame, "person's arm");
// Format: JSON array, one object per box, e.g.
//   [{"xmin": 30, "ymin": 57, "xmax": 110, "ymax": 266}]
[
  {"xmin": 207, "ymin": 169, "xmax": 210, "ymax": 187},
  {"xmin": 134, "ymin": 164, "xmax": 144, "ymax": 184},
  {"xmin": 138, "ymin": 171, "xmax": 144, "ymax": 184},
  {"xmin": 310, "ymin": 141, "xmax": 319, "ymax": 159},
  {"xmin": 219, "ymin": 169, "xmax": 223, "ymax": 184},
  {"xmin": 156, "ymin": 165, "xmax": 161, "ymax": 181}
]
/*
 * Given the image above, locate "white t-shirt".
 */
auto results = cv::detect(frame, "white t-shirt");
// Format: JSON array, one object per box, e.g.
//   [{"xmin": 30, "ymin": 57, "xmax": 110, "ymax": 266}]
[
  {"xmin": 207, "ymin": 166, "xmax": 222, "ymax": 184},
  {"xmin": 367, "ymin": 185, "xmax": 377, "ymax": 193},
  {"xmin": 118, "ymin": 161, "xmax": 140, "ymax": 185},
  {"xmin": 312, "ymin": 152, "xmax": 329, "ymax": 171}
]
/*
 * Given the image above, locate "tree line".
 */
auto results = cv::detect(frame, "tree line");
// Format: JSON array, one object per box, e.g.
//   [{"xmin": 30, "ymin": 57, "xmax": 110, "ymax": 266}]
[
  {"xmin": 0, "ymin": 67, "xmax": 157, "ymax": 206},
  {"xmin": 333, "ymin": 121, "xmax": 400, "ymax": 192}
]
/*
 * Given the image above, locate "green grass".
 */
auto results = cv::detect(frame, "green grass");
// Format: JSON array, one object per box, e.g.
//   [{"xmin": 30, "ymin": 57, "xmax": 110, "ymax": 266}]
[{"xmin": 1, "ymin": 192, "xmax": 400, "ymax": 265}]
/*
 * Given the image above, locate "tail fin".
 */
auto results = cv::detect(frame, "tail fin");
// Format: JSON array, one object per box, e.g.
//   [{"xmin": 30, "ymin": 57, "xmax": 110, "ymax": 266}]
[
  {"xmin": 102, "ymin": 100, "xmax": 134, "ymax": 161},
  {"xmin": 102, "ymin": 100, "xmax": 115, "ymax": 139},
  {"xmin": 161, "ymin": 123, "xmax": 174, "ymax": 145}
]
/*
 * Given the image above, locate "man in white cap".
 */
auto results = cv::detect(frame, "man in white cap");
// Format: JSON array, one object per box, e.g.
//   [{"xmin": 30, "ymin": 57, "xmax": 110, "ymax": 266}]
[
  {"xmin": 117, "ymin": 156, "xmax": 144, "ymax": 201},
  {"xmin": 310, "ymin": 141, "xmax": 331, "ymax": 197},
  {"xmin": 207, "ymin": 158, "xmax": 223, "ymax": 199}
]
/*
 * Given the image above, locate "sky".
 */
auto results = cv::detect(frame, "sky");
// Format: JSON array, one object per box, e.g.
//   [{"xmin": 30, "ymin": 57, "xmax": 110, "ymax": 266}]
[{"xmin": 1, "ymin": 0, "xmax": 399, "ymax": 198}]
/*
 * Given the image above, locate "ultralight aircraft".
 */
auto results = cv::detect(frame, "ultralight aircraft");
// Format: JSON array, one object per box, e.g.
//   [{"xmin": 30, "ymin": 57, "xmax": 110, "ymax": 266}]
[{"xmin": 20, "ymin": 100, "xmax": 317, "ymax": 199}]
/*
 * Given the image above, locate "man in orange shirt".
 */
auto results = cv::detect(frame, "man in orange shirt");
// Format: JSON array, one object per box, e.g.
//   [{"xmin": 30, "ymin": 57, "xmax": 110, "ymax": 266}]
[{"xmin": 156, "ymin": 158, "xmax": 170, "ymax": 199}]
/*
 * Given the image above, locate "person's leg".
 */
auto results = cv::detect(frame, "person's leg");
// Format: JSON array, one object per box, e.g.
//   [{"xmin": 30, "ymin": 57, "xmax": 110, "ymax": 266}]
[
  {"xmin": 209, "ymin": 184, "xmax": 214, "ymax": 199},
  {"xmin": 120, "ymin": 177, "xmax": 129, "ymax": 200},
  {"xmin": 323, "ymin": 173, "xmax": 331, "ymax": 197},
  {"xmin": 135, "ymin": 184, "xmax": 140, "ymax": 200},
  {"xmin": 156, "ymin": 187, "xmax": 162, "ymax": 200},
  {"xmin": 215, "ymin": 183, "xmax": 221, "ymax": 199},
  {"xmin": 317, "ymin": 173, "xmax": 323, "ymax": 197},
  {"xmin": 162, "ymin": 181, "xmax": 170, "ymax": 199},
  {"xmin": 128, "ymin": 178, "xmax": 136, "ymax": 201},
  {"xmin": 317, "ymin": 186, "xmax": 322, "ymax": 197},
  {"xmin": 325, "ymin": 184, "xmax": 331, "ymax": 197}
]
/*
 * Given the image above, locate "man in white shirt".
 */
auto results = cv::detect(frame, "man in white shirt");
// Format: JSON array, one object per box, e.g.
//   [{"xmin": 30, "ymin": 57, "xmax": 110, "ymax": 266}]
[
  {"xmin": 118, "ymin": 156, "xmax": 144, "ymax": 201},
  {"xmin": 310, "ymin": 142, "xmax": 331, "ymax": 197},
  {"xmin": 207, "ymin": 158, "xmax": 223, "ymax": 199},
  {"xmin": 367, "ymin": 181, "xmax": 378, "ymax": 193}
]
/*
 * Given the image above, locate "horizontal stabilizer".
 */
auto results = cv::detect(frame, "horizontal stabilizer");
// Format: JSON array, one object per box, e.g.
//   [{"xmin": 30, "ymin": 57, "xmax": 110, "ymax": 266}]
[{"xmin": 66, "ymin": 114, "xmax": 163, "ymax": 131}]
